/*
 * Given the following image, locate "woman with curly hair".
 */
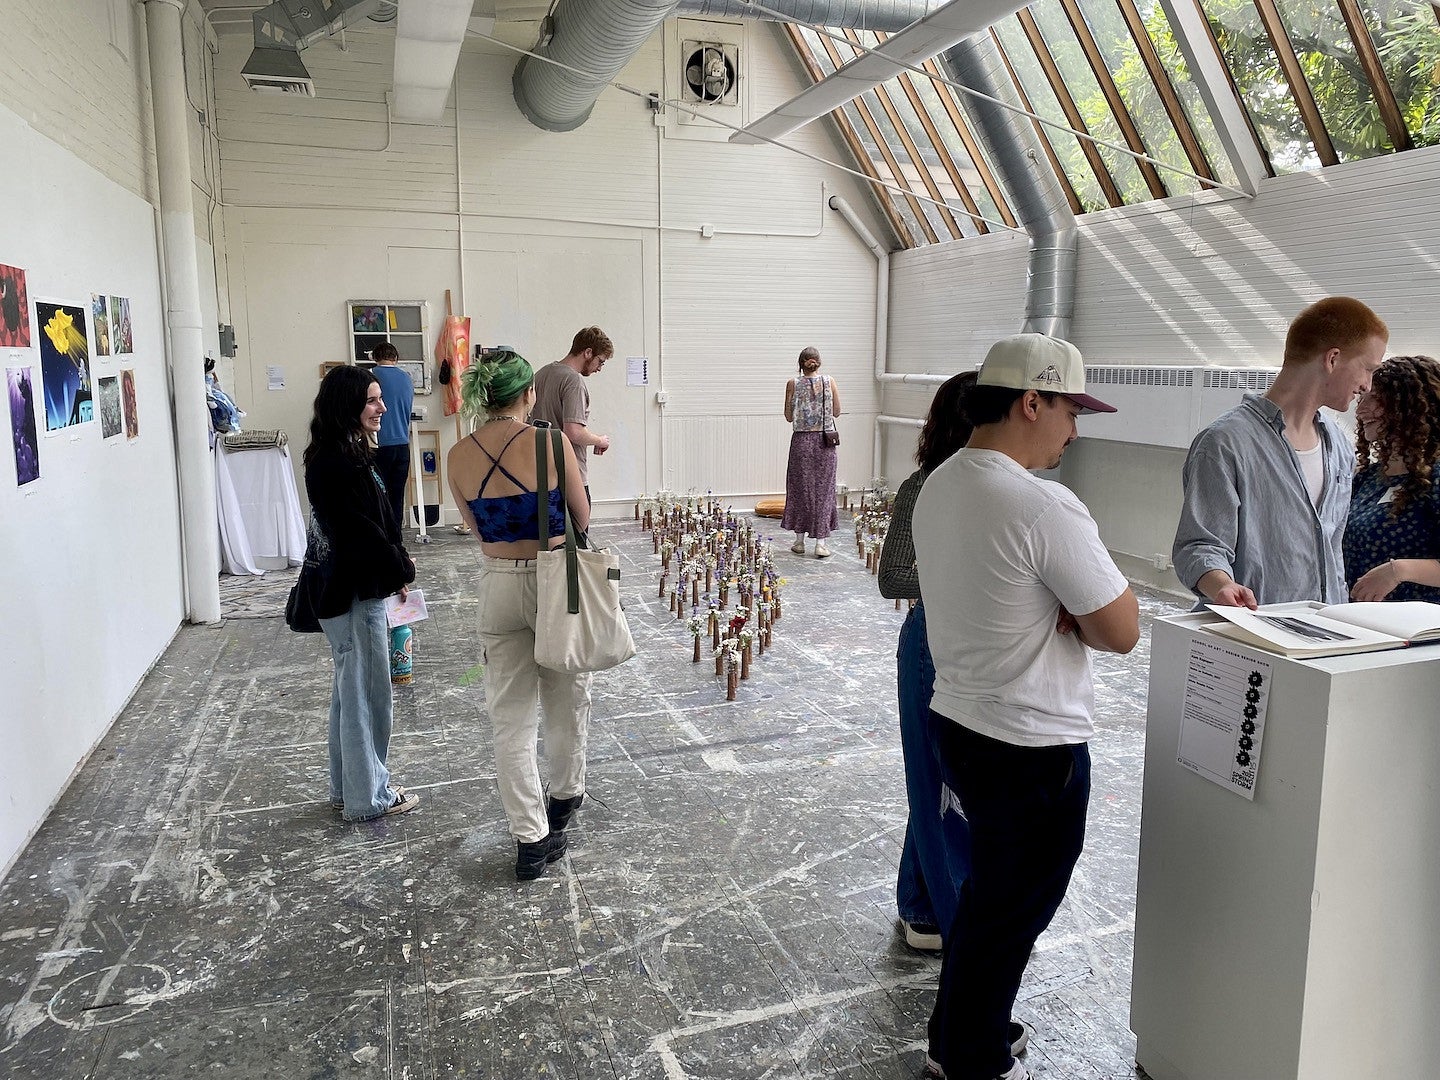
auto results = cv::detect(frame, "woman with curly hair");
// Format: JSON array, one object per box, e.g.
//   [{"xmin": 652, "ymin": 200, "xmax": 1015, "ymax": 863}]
[
  {"xmin": 446, "ymin": 350, "xmax": 592, "ymax": 880},
  {"xmin": 1344, "ymin": 354, "xmax": 1440, "ymax": 602},
  {"xmin": 877, "ymin": 371, "xmax": 977, "ymax": 957}
]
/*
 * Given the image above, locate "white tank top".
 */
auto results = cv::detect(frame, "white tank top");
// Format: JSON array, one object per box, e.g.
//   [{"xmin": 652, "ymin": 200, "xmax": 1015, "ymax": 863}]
[{"xmin": 1294, "ymin": 442, "xmax": 1324, "ymax": 507}]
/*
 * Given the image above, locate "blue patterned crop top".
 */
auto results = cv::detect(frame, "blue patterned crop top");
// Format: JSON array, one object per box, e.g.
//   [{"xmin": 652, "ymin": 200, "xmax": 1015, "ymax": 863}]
[{"xmin": 464, "ymin": 430, "xmax": 567, "ymax": 543}]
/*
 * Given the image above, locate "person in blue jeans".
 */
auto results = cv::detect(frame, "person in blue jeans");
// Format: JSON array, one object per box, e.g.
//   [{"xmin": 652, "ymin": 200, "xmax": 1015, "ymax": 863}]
[
  {"xmin": 370, "ymin": 343, "xmax": 415, "ymax": 531},
  {"xmin": 878, "ymin": 371, "xmax": 977, "ymax": 953},
  {"xmin": 304, "ymin": 366, "xmax": 419, "ymax": 822}
]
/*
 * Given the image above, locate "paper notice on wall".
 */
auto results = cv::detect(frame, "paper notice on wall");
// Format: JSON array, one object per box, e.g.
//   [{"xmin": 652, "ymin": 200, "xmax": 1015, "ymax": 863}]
[
  {"xmin": 266, "ymin": 365, "xmax": 285, "ymax": 391},
  {"xmin": 626, "ymin": 357, "xmax": 648, "ymax": 386},
  {"xmin": 1178, "ymin": 638, "xmax": 1272, "ymax": 800}
]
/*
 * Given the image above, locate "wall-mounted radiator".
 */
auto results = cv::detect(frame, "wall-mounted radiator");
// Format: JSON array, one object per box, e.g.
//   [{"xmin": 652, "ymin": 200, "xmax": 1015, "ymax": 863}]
[{"xmin": 1078, "ymin": 366, "xmax": 1282, "ymax": 449}]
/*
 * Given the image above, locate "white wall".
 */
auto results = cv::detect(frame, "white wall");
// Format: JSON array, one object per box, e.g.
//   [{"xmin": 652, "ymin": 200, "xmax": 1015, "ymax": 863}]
[
  {"xmin": 0, "ymin": 101, "xmax": 184, "ymax": 874},
  {"xmin": 214, "ymin": 21, "xmax": 887, "ymax": 510},
  {"xmin": 884, "ymin": 148, "xmax": 1440, "ymax": 590}
]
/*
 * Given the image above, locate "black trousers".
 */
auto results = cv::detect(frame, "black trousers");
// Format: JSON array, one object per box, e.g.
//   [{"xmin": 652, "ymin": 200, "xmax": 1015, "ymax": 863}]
[
  {"xmin": 927, "ymin": 716, "xmax": 1091, "ymax": 1080},
  {"xmin": 375, "ymin": 444, "xmax": 410, "ymax": 530}
]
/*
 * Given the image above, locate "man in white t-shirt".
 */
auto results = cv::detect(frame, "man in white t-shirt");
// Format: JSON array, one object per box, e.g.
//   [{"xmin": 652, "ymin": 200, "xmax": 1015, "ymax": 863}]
[{"xmin": 912, "ymin": 334, "xmax": 1139, "ymax": 1080}]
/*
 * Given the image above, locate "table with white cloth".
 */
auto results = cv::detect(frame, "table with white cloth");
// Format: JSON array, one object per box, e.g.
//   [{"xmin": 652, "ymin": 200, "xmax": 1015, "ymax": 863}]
[{"xmin": 215, "ymin": 443, "xmax": 306, "ymax": 575}]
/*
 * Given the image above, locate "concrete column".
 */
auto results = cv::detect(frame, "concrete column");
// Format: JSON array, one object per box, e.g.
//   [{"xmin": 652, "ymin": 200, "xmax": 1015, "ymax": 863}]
[{"xmin": 145, "ymin": 0, "xmax": 221, "ymax": 623}]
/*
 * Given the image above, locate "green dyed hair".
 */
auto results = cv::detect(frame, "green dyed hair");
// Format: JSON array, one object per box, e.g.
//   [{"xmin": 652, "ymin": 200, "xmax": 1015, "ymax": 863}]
[{"xmin": 461, "ymin": 350, "xmax": 534, "ymax": 418}]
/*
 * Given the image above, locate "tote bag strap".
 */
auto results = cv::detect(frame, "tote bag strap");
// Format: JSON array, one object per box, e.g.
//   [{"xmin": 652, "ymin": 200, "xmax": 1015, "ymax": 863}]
[{"xmin": 536, "ymin": 428, "xmax": 582, "ymax": 614}]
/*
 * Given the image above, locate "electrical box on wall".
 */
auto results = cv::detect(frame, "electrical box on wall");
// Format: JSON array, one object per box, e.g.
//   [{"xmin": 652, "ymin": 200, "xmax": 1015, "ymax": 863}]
[
  {"xmin": 218, "ymin": 323, "xmax": 237, "ymax": 357},
  {"xmin": 668, "ymin": 18, "xmax": 747, "ymax": 141}
]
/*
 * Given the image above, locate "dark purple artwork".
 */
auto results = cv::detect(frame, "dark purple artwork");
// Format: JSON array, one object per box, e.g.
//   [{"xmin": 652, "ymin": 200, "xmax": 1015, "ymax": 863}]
[{"xmin": 7, "ymin": 365, "xmax": 40, "ymax": 487}]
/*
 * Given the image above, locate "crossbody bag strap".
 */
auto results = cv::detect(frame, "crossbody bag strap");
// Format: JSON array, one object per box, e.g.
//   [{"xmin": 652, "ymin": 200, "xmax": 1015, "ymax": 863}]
[{"xmin": 549, "ymin": 429, "xmax": 581, "ymax": 614}]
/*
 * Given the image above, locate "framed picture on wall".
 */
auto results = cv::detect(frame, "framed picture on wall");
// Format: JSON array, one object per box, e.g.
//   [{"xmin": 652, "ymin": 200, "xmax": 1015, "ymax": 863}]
[{"xmin": 346, "ymin": 300, "xmax": 430, "ymax": 393}]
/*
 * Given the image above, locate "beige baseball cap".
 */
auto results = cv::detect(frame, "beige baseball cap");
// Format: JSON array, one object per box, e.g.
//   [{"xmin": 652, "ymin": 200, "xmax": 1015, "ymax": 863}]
[{"xmin": 976, "ymin": 333, "xmax": 1116, "ymax": 415}]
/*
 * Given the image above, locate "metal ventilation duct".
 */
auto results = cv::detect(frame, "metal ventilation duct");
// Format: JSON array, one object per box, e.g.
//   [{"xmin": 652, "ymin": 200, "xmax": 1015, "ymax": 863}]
[
  {"xmin": 940, "ymin": 36, "xmax": 1078, "ymax": 338},
  {"xmin": 243, "ymin": 0, "xmax": 389, "ymax": 94},
  {"xmin": 512, "ymin": 0, "xmax": 933, "ymax": 132}
]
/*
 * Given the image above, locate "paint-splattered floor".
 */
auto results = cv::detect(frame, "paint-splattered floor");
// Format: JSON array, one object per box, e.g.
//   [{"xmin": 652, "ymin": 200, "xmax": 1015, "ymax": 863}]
[{"xmin": 0, "ymin": 516, "xmax": 1185, "ymax": 1079}]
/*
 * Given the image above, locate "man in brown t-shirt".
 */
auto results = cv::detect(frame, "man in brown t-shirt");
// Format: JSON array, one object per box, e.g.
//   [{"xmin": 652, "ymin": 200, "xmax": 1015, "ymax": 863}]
[{"xmin": 531, "ymin": 326, "xmax": 613, "ymax": 505}]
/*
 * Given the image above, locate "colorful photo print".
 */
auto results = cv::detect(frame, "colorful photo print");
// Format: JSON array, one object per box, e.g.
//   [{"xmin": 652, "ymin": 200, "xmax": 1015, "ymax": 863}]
[
  {"xmin": 92, "ymin": 293, "xmax": 111, "ymax": 356},
  {"xmin": 111, "ymin": 295, "xmax": 133, "ymax": 354},
  {"xmin": 352, "ymin": 304, "xmax": 386, "ymax": 333},
  {"xmin": 36, "ymin": 301, "xmax": 92, "ymax": 431},
  {"xmin": 0, "ymin": 264, "xmax": 29, "ymax": 348},
  {"xmin": 7, "ymin": 365, "xmax": 40, "ymax": 487},
  {"xmin": 98, "ymin": 374, "xmax": 122, "ymax": 439},
  {"xmin": 121, "ymin": 367, "xmax": 138, "ymax": 439}
]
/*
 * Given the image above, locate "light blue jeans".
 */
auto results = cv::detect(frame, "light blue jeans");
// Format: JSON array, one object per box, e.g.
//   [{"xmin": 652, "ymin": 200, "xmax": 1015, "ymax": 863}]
[{"xmin": 321, "ymin": 597, "xmax": 396, "ymax": 821}]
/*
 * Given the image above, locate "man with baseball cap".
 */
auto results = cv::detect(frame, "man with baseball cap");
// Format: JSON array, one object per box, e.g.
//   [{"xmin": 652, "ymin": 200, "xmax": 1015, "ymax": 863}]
[{"xmin": 912, "ymin": 334, "xmax": 1139, "ymax": 1080}]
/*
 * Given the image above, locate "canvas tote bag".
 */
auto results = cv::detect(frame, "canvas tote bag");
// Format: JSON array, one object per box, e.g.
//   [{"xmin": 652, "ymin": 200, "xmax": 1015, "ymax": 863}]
[{"xmin": 534, "ymin": 429, "xmax": 636, "ymax": 673}]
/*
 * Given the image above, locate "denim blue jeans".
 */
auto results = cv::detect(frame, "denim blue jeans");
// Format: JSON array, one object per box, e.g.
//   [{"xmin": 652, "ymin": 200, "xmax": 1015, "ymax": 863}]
[
  {"xmin": 927, "ymin": 717, "xmax": 1090, "ymax": 1080},
  {"xmin": 896, "ymin": 602, "xmax": 971, "ymax": 933},
  {"xmin": 321, "ymin": 597, "xmax": 396, "ymax": 821}
]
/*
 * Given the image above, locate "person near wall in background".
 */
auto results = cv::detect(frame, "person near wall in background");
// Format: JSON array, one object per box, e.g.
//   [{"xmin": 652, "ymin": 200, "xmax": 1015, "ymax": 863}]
[
  {"xmin": 371, "ymin": 343, "xmax": 415, "ymax": 531},
  {"xmin": 1344, "ymin": 354, "xmax": 1440, "ymax": 603},
  {"xmin": 913, "ymin": 335, "xmax": 1137, "ymax": 1080},
  {"xmin": 303, "ymin": 366, "xmax": 418, "ymax": 822},
  {"xmin": 531, "ymin": 326, "xmax": 613, "ymax": 508},
  {"xmin": 1173, "ymin": 296, "xmax": 1389, "ymax": 609},
  {"xmin": 447, "ymin": 350, "xmax": 594, "ymax": 881},
  {"xmin": 879, "ymin": 371, "xmax": 977, "ymax": 961},
  {"xmin": 782, "ymin": 347, "xmax": 842, "ymax": 557}
]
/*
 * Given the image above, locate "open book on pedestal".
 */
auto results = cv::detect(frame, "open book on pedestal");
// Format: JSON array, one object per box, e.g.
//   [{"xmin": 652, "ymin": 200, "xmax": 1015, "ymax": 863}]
[{"xmin": 1204, "ymin": 600, "xmax": 1440, "ymax": 658}]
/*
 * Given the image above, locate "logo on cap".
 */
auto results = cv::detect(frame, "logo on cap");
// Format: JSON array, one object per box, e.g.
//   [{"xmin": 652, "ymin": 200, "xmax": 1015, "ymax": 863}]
[{"xmin": 1033, "ymin": 364, "xmax": 1064, "ymax": 387}]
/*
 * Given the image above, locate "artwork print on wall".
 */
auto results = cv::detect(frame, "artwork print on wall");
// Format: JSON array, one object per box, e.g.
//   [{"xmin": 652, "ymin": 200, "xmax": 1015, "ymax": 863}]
[
  {"xmin": 36, "ymin": 301, "xmax": 93, "ymax": 431},
  {"xmin": 111, "ymin": 295, "xmax": 133, "ymax": 354},
  {"xmin": 7, "ymin": 365, "xmax": 40, "ymax": 486},
  {"xmin": 0, "ymin": 264, "xmax": 29, "ymax": 348},
  {"xmin": 98, "ymin": 375, "xmax": 122, "ymax": 439},
  {"xmin": 121, "ymin": 367, "xmax": 138, "ymax": 439},
  {"xmin": 92, "ymin": 294, "xmax": 111, "ymax": 356}
]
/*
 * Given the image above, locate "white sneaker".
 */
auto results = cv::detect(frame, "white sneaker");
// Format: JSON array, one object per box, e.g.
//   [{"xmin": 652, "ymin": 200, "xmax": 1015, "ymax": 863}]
[
  {"xmin": 922, "ymin": 1024, "xmax": 1030, "ymax": 1079},
  {"xmin": 814, "ymin": 541, "xmax": 831, "ymax": 558},
  {"xmin": 791, "ymin": 537, "xmax": 806, "ymax": 554},
  {"xmin": 902, "ymin": 920, "xmax": 943, "ymax": 951}
]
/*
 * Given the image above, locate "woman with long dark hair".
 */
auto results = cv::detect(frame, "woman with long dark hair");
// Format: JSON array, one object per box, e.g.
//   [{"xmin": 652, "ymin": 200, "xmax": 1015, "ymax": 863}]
[
  {"xmin": 303, "ymin": 365, "xmax": 418, "ymax": 821},
  {"xmin": 782, "ymin": 347, "xmax": 842, "ymax": 557},
  {"xmin": 878, "ymin": 371, "xmax": 978, "ymax": 957},
  {"xmin": 447, "ymin": 350, "xmax": 592, "ymax": 881},
  {"xmin": 1345, "ymin": 354, "xmax": 1440, "ymax": 602}
]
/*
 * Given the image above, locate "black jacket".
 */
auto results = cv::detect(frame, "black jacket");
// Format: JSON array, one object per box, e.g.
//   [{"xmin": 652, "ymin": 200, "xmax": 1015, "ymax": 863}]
[{"xmin": 304, "ymin": 444, "xmax": 415, "ymax": 619}]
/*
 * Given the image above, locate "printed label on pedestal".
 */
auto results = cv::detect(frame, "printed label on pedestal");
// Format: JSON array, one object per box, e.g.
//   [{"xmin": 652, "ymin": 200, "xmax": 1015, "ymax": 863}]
[{"xmin": 1177, "ymin": 638, "xmax": 1272, "ymax": 801}]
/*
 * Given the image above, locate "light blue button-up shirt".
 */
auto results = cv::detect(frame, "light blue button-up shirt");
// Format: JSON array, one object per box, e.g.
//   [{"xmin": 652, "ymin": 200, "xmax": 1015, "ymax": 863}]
[{"xmin": 1173, "ymin": 394, "xmax": 1353, "ymax": 606}]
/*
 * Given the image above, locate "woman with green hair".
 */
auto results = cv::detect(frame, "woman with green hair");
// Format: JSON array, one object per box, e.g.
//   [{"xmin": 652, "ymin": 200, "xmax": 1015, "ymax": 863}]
[{"xmin": 447, "ymin": 349, "xmax": 592, "ymax": 880}]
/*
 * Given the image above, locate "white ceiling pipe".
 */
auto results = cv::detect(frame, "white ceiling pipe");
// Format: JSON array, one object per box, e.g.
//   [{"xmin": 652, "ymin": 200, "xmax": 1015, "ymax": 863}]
[
  {"xmin": 827, "ymin": 195, "xmax": 949, "ymax": 387},
  {"xmin": 875, "ymin": 413, "xmax": 924, "ymax": 486}
]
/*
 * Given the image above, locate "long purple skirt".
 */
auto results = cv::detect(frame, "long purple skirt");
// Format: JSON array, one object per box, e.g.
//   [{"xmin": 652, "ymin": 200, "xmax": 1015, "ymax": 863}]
[{"xmin": 782, "ymin": 431, "xmax": 838, "ymax": 539}]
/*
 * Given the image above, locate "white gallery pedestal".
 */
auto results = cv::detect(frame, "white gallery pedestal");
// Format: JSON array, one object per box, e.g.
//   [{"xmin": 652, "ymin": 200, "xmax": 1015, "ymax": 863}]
[{"xmin": 1131, "ymin": 612, "xmax": 1440, "ymax": 1080}]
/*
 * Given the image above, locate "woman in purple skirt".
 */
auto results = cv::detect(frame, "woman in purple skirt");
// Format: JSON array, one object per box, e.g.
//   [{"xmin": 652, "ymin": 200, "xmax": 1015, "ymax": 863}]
[{"xmin": 781, "ymin": 347, "xmax": 842, "ymax": 557}]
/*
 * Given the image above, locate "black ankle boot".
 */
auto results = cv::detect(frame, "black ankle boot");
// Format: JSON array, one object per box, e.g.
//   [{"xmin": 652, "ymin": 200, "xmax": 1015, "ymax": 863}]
[
  {"xmin": 515, "ymin": 831, "xmax": 567, "ymax": 881},
  {"xmin": 547, "ymin": 793, "xmax": 584, "ymax": 835}
]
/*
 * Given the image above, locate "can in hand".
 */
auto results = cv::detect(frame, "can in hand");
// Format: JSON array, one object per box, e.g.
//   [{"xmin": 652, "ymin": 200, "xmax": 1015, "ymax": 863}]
[{"xmin": 390, "ymin": 624, "xmax": 413, "ymax": 685}]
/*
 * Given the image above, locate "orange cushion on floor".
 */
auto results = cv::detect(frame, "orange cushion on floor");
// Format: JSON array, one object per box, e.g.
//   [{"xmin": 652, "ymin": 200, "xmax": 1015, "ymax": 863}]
[{"xmin": 754, "ymin": 497, "xmax": 785, "ymax": 518}]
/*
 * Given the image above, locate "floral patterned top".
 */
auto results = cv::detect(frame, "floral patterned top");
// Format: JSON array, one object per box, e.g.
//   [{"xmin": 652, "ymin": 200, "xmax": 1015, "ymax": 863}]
[
  {"xmin": 791, "ymin": 375, "xmax": 834, "ymax": 433},
  {"xmin": 1342, "ymin": 463, "xmax": 1440, "ymax": 603}
]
